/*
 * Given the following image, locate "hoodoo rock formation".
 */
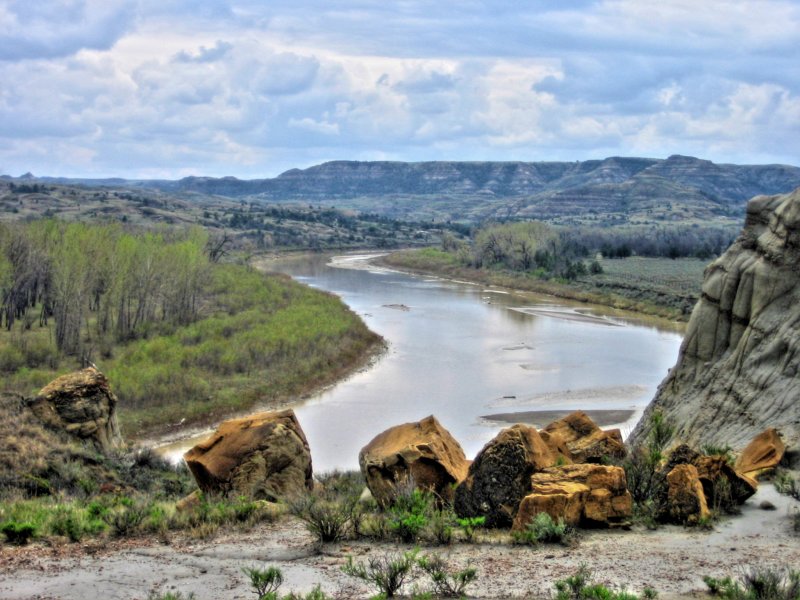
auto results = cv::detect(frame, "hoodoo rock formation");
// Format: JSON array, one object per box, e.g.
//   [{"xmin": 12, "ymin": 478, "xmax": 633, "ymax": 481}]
[{"xmin": 631, "ymin": 188, "xmax": 800, "ymax": 454}]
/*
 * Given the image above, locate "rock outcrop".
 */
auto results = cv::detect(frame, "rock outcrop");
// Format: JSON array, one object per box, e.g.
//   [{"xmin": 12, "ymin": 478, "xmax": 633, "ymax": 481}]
[
  {"xmin": 454, "ymin": 424, "xmax": 560, "ymax": 527},
  {"xmin": 735, "ymin": 428, "xmax": 786, "ymax": 478},
  {"xmin": 27, "ymin": 367, "xmax": 123, "ymax": 453},
  {"xmin": 630, "ymin": 188, "xmax": 800, "ymax": 452},
  {"xmin": 542, "ymin": 411, "xmax": 627, "ymax": 463},
  {"xmin": 184, "ymin": 410, "xmax": 312, "ymax": 500},
  {"xmin": 359, "ymin": 415, "xmax": 469, "ymax": 507},
  {"xmin": 512, "ymin": 464, "xmax": 632, "ymax": 529}
]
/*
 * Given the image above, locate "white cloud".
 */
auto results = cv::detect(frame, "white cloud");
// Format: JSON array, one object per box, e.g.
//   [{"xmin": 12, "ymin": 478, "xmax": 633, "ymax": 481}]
[{"xmin": 0, "ymin": 0, "xmax": 798, "ymax": 177}]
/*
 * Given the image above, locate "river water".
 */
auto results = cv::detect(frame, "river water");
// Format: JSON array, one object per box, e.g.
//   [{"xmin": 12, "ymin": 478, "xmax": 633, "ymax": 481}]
[{"xmin": 159, "ymin": 253, "xmax": 684, "ymax": 472}]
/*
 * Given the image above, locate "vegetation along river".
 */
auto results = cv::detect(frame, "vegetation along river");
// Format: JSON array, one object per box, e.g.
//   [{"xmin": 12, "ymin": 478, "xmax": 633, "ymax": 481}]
[{"xmin": 158, "ymin": 253, "xmax": 684, "ymax": 472}]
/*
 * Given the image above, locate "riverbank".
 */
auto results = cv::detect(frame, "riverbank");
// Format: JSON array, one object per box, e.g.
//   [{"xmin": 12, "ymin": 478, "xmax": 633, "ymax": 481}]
[
  {"xmin": 378, "ymin": 249, "xmax": 704, "ymax": 322},
  {"xmin": 2, "ymin": 483, "xmax": 797, "ymax": 599}
]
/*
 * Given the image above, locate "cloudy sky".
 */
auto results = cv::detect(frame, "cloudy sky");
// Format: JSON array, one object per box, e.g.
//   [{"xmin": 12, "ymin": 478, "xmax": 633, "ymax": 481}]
[{"xmin": 1, "ymin": 0, "xmax": 799, "ymax": 178}]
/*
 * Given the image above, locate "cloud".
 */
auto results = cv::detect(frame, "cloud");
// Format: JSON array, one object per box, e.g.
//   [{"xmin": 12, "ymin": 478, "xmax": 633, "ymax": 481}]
[
  {"xmin": 0, "ymin": 0, "xmax": 136, "ymax": 61},
  {"xmin": 0, "ymin": 1, "xmax": 798, "ymax": 177}
]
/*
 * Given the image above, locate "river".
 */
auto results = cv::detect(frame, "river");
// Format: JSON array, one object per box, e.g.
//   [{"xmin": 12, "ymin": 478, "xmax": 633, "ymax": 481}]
[{"xmin": 158, "ymin": 253, "xmax": 684, "ymax": 472}]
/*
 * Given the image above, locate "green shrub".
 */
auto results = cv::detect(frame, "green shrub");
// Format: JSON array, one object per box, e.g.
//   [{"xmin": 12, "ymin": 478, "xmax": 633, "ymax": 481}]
[
  {"xmin": 342, "ymin": 550, "xmax": 418, "ymax": 597},
  {"xmin": 775, "ymin": 470, "xmax": 800, "ymax": 501},
  {"xmin": 700, "ymin": 444, "xmax": 735, "ymax": 465},
  {"xmin": 555, "ymin": 565, "xmax": 657, "ymax": 600},
  {"xmin": 704, "ymin": 568, "xmax": 800, "ymax": 599},
  {"xmin": 147, "ymin": 592, "xmax": 196, "ymax": 600},
  {"xmin": 456, "ymin": 516, "xmax": 485, "ymax": 543},
  {"xmin": 50, "ymin": 506, "xmax": 105, "ymax": 542},
  {"xmin": 1, "ymin": 520, "xmax": 37, "ymax": 545},
  {"xmin": 388, "ymin": 488, "xmax": 433, "ymax": 543},
  {"xmin": 428, "ymin": 507, "xmax": 456, "ymax": 545},
  {"xmin": 513, "ymin": 512, "xmax": 572, "ymax": 545},
  {"xmin": 243, "ymin": 565, "xmax": 284, "ymax": 600},
  {"xmin": 289, "ymin": 493, "xmax": 359, "ymax": 543},
  {"xmin": 417, "ymin": 553, "xmax": 478, "ymax": 597}
]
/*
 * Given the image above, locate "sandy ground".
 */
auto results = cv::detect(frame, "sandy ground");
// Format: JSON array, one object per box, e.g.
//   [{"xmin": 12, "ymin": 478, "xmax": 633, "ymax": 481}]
[{"xmin": 1, "ymin": 485, "xmax": 797, "ymax": 600}]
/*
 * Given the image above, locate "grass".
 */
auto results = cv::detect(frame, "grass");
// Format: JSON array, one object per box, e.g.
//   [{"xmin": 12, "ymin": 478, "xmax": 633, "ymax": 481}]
[
  {"xmin": 0, "ymin": 263, "xmax": 382, "ymax": 437},
  {"xmin": 382, "ymin": 249, "xmax": 703, "ymax": 321}
]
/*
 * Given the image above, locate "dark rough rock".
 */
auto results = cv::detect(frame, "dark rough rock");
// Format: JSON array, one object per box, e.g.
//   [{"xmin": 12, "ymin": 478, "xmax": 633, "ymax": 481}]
[
  {"xmin": 631, "ymin": 187, "xmax": 800, "ymax": 452},
  {"xmin": 27, "ymin": 367, "xmax": 123, "ymax": 453},
  {"xmin": 454, "ymin": 424, "xmax": 559, "ymax": 527},
  {"xmin": 513, "ymin": 464, "xmax": 632, "ymax": 529},
  {"xmin": 184, "ymin": 409, "xmax": 312, "ymax": 500},
  {"xmin": 358, "ymin": 415, "xmax": 469, "ymax": 507},
  {"xmin": 664, "ymin": 444, "xmax": 703, "ymax": 473}
]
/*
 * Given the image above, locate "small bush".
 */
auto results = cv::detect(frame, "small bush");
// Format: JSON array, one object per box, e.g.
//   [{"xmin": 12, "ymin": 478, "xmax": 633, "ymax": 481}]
[
  {"xmin": 704, "ymin": 568, "xmax": 800, "ymax": 599},
  {"xmin": 456, "ymin": 516, "xmax": 485, "ymax": 543},
  {"xmin": 288, "ymin": 493, "xmax": 359, "ymax": 543},
  {"xmin": 513, "ymin": 512, "xmax": 572, "ymax": 545},
  {"xmin": 1, "ymin": 520, "xmax": 37, "ymax": 545},
  {"xmin": 700, "ymin": 444, "xmax": 735, "ymax": 465},
  {"xmin": 775, "ymin": 470, "xmax": 800, "ymax": 501},
  {"xmin": 428, "ymin": 507, "xmax": 456, "ymax": 545},
  {"xmin": 243, "ymin": 565, "xmax": 284, "ymax": 599},
  {"xmin": 342, "ymin": 550, "xmax": 418, "ymax": 597},
  {"xmin": 555, "ymin": 565, "xmax": 657, "ymax": 600},
  {"xmin": 417, "ymin": 553, "xmax": 478, "ymax": 597},
  {"xmin": 147, "ymin": 592, "xmax": 196, "ymax": 600},
  {"xmin": 388, "ymin": 489, "xmax": 433, "ymax": 543}
]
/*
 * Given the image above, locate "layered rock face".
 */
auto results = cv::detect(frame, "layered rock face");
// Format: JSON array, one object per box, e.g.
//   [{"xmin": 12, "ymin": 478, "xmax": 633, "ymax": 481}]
[
  {"xmin": 630, "ymin": 188, "xmax": 800, "ymax": 452},
  {"xmin": 27, "ymin": 367, "xmax": 123, "ymax": 453},
  {"xmin": 359, "ymin": 415, "xmax": 469, "ymax": 507},
  {"xmin": 184, "ymin": 409, "xmax": 313, "ymax": 500}
]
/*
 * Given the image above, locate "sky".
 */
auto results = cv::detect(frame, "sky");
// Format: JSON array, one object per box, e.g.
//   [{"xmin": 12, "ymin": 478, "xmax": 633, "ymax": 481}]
[{"xmin": 0, "ymin": 0, "xmax": 799, "ymax": 179}]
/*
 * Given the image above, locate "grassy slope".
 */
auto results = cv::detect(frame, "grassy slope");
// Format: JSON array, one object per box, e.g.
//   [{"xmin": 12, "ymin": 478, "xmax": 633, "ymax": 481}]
[
  {"xmin": 381, "ymin": 248, "xmax": 706, "ymax": 321},
  {"xmin": 0, "ymin": 263, "xmax": 383, "ymax": 437}
]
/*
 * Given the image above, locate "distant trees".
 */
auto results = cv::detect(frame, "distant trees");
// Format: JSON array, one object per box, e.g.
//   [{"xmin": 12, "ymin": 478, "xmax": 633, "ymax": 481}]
[{"xmin": 0, "ymin": 221, "xmax": 209, "ymax": 357}]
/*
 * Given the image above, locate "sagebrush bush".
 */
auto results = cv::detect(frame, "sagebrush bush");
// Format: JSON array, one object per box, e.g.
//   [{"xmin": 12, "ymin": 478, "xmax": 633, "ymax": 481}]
[
  {"xmin": 555, "ymin": 565, "xmax": 657, "ymax": 600},
  {"xmin": 705, "ymin": 567, "xmax": 800, "ymax": 599},
  {"xmin": 417, "ymin": 553, "xmax": 478, "ymax": 597},
  {"xmin": 512, "ymin": 512, "xmax": 572, "ymax": 545},
  {"xmin": 342, "ymin": 550, "xmax": 418, "ymax": 597}
]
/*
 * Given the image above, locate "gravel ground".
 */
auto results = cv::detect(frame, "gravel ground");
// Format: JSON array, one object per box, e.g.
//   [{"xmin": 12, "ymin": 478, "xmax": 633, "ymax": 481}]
[{"xmin": 1, "ymin": 485, "xmax": 797, "ymax": 600}]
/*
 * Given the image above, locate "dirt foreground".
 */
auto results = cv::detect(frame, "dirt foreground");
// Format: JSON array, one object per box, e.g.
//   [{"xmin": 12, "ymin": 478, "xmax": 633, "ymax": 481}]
[{"xmin": 1, "ymin": 485, "xmax": 797, "ymax": 600}]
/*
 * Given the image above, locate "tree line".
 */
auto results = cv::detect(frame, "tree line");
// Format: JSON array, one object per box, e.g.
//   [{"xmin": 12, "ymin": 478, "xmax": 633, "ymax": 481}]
[
  {"xmin": 0, "ymin": 221, "xmax": 209, "ymax": 358},
  {"xmin": 441, "ymin": 220, "xmax": 736, "ymax": 280}
]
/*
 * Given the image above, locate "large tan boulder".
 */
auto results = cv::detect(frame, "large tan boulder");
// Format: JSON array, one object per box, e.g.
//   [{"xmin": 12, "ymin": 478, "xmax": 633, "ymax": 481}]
[
  {"xmin": 665, "ymin": 464, "xmax": 710, "ymax": 524},
  {"xmin": 184, "ymin": 409, "xmax": 312, "ymax": 500},
  {"xmin": 512, "ymin": 464, "xmax": 632, "ymax": 530},
  {"xmin": 27, "ymin": 367, "xmax": 123, "ymax": 453},
  {"xmin": 358, "ymin": 415, "xmax": 468, "ymax": 507},
  {"xmin": 542, "ymin": 411, "xmax": 626, "ymax": 463},
  {"xmin": 454, "ymin": 424, "xmax": 561, "ymax": 527},
  {"xmin": 631, "ymin": 188, "xmax": 800, "ymax": 452},
  {"xmin": 735, "ymin": 428, "xmax": 786, "ymax": 479}
]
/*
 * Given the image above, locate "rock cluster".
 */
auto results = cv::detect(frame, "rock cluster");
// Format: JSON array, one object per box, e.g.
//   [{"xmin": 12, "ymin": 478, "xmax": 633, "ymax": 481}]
[
  {"xmin": 27, "ymin": 366, "xmax": 124, "ymax": 454},
  {"xmin": 361, "ymin": 411, "xmax": 632, "ymax": 529},
  {"xmin": 630, "ymin": 188, "xmax": 800, "ymax": 453}
]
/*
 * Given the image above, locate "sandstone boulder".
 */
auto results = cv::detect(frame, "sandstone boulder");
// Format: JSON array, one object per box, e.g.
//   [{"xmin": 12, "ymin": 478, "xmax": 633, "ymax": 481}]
[
  {"xmin": 665, "ymin": 464, "xmax": 710, "ymax": 524},
  {"xmin": 630, "ymin": 188, "xmax": 800, "ymax": 452},
  {"xmin": 734, "ymin": 428, "xmax": 786, "ymax": 479},
  {"xmin": 542, "ymin": 411, "xmax": 627, "ymax": 463},
  {"xmin": 184, "ymin": 409, "xmax": 312, "ymax": 500},
  {"xmin": 512, "ymin": 464, "xmax": 632, "ymax": 530},
  {"xmin": 359, "ymin": 415, "xmax": 468, "ymax": 507},
  {"xmin": 693, "ymin": 455, "xmax": 757, "ymax": 507},
  {"xmin": 454, "ymin": 424, "xmax": 560, "ymax": 527},
  {"xmin": 27, "ymin": 367, "xmax": 123, "ymax": 453}
]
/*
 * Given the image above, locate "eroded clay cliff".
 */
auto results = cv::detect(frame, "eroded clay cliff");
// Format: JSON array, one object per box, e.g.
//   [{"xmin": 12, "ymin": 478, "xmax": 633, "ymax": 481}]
[{"xmin": 630, "ymin": 188, "xmax": 800, "ymax": 453}]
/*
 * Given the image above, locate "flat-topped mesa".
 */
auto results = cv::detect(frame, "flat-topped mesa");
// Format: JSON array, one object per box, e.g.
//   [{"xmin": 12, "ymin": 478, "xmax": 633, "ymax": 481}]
[{"xmin": 630, "ymin": 187, "xmax": 800, "ymax": 453}]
